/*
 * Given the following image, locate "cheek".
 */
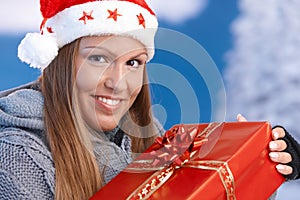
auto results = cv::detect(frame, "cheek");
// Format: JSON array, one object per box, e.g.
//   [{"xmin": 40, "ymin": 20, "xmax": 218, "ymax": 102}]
[
  {"xmin": 75, "ymin": 59, "xmax": 104, "ymax": 92},
  {"xmin": 127, "ymin": 71, "xmax": 144, "ymax": 102},
  {"xmin": 129, "ymin": 88, "xmax": 142, "ymax": 105}
]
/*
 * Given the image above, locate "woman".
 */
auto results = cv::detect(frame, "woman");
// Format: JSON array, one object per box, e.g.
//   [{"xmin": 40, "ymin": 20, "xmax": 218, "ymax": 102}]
[
  {"xmin": 0, "ymin": 0, "xmax": 299, "ymax": 199},
  {"xmin": 0, "ymin": 34, "xmax": 164, "ymax": 199}
]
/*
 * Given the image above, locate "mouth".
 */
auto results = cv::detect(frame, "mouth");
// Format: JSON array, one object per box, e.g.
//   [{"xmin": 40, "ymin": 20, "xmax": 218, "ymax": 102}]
[{"xmin": 94, "ymin": 96, "xmax": 121, "ymax": 106}]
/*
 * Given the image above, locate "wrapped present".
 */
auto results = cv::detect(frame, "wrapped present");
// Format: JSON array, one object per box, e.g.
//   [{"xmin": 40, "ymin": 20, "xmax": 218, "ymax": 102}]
[{"xmin": 91, "ymin": 122, "xmax": 285, "ymax": 200}]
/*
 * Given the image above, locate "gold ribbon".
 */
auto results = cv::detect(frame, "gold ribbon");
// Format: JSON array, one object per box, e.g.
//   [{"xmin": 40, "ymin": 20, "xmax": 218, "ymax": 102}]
[
  {"xmin": 125, "ymin": 123, "xmax": 236, "ymax": 200},
  {"xmin": 184, "ymin": 161, "xmax": 236, "ymax": 200}
]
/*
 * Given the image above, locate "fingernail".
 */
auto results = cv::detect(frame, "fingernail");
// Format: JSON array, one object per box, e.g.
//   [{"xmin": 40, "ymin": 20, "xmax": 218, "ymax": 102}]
[
  {"xmin": 269, "ymin": 152, "xmax": 279, "ymax": 158},
  {"xmin": 269, "ymin": 141, "xmax": 278, "ymax": 150},
  {"xmin": 273, "ymin": 131, "xmax": 279, "ymax": 139},
  {"xmin": 276, "ymin": 164, "xmax": 285, "ymax": 171}
]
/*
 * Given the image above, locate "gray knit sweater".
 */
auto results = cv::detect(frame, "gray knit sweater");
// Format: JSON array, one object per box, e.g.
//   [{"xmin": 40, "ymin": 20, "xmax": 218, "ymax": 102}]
[{"xmin": 0, "ymin": 85, "xmax": 164, "ymax": 200}]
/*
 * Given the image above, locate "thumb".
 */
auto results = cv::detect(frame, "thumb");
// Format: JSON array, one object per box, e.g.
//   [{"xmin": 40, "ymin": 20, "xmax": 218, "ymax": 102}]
[{"xmin": 237, "ymin": 114, "xmax": 248, "ymax": 122}]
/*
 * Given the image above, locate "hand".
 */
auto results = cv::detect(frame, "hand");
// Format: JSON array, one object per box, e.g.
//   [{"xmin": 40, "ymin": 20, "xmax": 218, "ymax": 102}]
[
  {"xmin": 236, "ymin": 114, "xmax": 293, "ymax": 176},
  {"xmin": 236, "ymin": 114, "xmax": 247, "ymax": 122},
  {"xmin": 269, "ymin": 127, "xmax": 293, "ymax": 175}
]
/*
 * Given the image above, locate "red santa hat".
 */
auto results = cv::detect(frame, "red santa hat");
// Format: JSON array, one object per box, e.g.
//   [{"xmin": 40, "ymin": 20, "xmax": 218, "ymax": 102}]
[{"xmin": 18, "ymin": 0, "xmax": 158, "ymax": 70}]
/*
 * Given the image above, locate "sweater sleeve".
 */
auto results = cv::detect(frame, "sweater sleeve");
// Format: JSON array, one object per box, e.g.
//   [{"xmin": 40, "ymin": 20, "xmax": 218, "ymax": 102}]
[
  {"xmin": 0, "ymin": 169, "xmax": 34, "ymax": 200},
  {"xmin": 0, "ymin": 130, "xmax": 54, "ymax": 200},
  {"xmin": 273, "ymin": 125, "xmax": 300, "ymax": 180}
]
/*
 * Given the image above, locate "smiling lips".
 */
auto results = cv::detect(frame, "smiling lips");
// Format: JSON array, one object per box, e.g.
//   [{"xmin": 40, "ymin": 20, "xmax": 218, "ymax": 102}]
[{"xmin": 95, "ymin": 95, "xmax": 121, "ymax": 107}]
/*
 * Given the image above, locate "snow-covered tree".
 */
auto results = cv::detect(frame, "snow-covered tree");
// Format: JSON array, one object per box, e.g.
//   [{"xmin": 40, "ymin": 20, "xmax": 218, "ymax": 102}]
[{"xmin": 224, "ymin": 0, "xmax": 300, "ymax": 140}]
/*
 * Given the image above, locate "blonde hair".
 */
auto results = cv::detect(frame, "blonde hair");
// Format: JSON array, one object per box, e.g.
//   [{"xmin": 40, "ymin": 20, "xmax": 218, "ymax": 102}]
[{"xmin": 40, "ymin": 38, "xmax": 157, "ymax": 199}]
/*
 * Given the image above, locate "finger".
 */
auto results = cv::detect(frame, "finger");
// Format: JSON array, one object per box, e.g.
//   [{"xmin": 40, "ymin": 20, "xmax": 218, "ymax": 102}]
[
  {"xmin": 272, "ymin": 128, "xmax": 286, "ymax": 140},
  {"xmin": 269, "ymin": 152, "xmax": 292, "ymax": 164},
  {"xmin": 269, "ymin": 140, "xmax": 287, "ymax": 151},
  {"xmin": 237, "ymin": 114, "xmax": 247, "ymax": 122},
  {"xmin": 276, "ymin": 164, "xmax": 293, "ymax": 176}
]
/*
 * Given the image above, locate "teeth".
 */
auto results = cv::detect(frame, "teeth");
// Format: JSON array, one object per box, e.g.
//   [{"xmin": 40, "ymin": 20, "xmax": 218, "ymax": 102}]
[{"xmin": 97, "ymin": 97, "xmax": 120, "ymax": 106}]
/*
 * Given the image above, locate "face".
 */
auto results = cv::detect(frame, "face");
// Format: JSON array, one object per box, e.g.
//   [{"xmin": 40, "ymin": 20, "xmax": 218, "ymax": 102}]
[{"xmin": 75, "ymin": 35, "xmax": 147, "ymax": 132}]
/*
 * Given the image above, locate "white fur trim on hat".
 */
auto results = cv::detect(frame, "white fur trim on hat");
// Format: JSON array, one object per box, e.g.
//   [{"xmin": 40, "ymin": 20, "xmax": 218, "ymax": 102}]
[{"xmin": 18, "ymin": 1, "xmax": 158, "ymax": 70}]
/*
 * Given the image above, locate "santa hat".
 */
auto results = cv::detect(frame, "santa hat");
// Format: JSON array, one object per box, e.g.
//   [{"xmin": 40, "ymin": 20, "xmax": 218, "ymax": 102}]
[{"xmin": 18, "ymin": 0, "xmax": 158, "ymax": 70}]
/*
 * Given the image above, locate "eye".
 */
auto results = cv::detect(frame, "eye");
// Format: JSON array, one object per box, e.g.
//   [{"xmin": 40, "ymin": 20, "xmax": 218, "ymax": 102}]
[
  {"xmin": 88, "ymin": 55, "xmax": 106, "ymax": 63},
  {"xmin": 126, "ymin": 59, "xmax": 143, "ymax": 68}
]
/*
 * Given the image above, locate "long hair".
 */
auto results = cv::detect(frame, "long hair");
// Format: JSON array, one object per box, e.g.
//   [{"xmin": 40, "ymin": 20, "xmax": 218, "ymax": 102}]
[{"xmin": 40, "ymin": 38, "xmax": 157, "ymax": 199}]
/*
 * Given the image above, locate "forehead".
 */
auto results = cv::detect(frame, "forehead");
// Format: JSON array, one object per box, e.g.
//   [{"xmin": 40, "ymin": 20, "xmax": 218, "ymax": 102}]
[{"xmin": 79, "ymin": 35, "xmax": 146, "ymax": 55}]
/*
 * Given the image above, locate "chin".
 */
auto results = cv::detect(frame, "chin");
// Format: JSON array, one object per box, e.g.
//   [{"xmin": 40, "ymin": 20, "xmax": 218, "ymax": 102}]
[
  {"xmin": 98, "ymin": 122, "xmax": 119, "ymax": 132},
  {"xmin": 93, "ymin": 113, "xmax": 120, "ymax": 131}
]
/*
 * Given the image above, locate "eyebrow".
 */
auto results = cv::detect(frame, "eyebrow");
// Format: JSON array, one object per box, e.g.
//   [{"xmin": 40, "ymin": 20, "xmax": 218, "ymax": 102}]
[
  {"xmin": 83, "ymin": 46, "xmax": 148, "ymax": 59},
  {"xmin": 130, "ymin": 52, "xmax": 148, "ymax": 59},
  {"xmin": 83, "ymin": 46, "xmax": 117, "ymax": 57}
]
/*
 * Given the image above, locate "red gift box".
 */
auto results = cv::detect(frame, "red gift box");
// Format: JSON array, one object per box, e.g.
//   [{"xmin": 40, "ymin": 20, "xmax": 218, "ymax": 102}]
[{"xmin": 91, "ymin": 122, "xmax": 285, "ymax": 200}]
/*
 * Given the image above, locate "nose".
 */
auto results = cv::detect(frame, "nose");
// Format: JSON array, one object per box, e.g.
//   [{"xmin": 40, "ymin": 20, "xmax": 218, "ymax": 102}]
[{"xmin": 103, "ymin": 62, "xmax": 127, "ymax": 93}]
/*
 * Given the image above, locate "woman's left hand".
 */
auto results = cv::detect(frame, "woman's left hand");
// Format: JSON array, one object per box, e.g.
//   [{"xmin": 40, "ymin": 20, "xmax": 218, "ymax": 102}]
[
  {"xmin": 237, "ymin": 114, "xmax": 293, "ymax": 176},
  {"xmin": 269, "ymin": 127, "xmax": 293, "ymax": 175}
]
